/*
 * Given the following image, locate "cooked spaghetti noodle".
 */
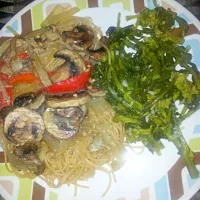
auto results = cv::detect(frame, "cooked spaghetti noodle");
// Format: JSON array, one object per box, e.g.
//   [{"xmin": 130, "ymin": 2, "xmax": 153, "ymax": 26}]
[{"xmin": 0, "ymin": 98, "xmax": 125, "ymax": 195}]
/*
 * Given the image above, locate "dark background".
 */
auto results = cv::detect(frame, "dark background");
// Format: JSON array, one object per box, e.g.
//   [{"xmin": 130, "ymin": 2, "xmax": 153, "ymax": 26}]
[{"xmin": 0, "ymin": 0, "xmax": 200, "ymax": 199}]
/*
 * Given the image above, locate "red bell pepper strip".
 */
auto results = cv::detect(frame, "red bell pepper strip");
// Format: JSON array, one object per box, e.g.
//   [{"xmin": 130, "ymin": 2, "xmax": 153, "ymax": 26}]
[
  {"xmin": 16, "ymin": 52, "xmax": 29, "ymax": 60},
  {"xmin": 41, "ymin": 67, "xmax": 92, "ymax": 94},
  {"xmin": 8, "ymin": 73, "xmax": 41, "ymax": 85}
]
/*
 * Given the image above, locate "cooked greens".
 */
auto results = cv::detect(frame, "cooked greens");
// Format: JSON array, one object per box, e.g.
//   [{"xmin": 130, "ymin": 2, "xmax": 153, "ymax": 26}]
[{"xmin": 92, "ymin": 6, "xmax": 200, "ymax": 178}]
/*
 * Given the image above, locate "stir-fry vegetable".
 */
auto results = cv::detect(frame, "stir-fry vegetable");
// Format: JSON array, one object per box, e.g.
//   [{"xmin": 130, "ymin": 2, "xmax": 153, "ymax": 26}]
[
  {"xmin": 7, "ymin": 73, "xmax": 40, "ymax": 85},
  {"xmin": 92, "ymin": 6, "xmax": 200, "ymax": 178},
  {"xmin": 32, "ymin": 54, "xmax": 52, "ymax": 87},
  {"xmin": 41, "ymin": 5, "xmax": 80, "ymax": 27},
  {"xmin": 42, "ymin": 66, "xmax": 92, "ymax": 94},
  {"xmin": 0, "ymin": 39, "xmax": 11, "ymax": 57}
]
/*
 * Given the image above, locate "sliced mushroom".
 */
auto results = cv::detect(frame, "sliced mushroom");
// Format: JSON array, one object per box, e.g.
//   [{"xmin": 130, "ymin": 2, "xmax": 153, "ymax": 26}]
[
  {"xmin": 11, "ymin": 144, "xmax": 45, "ymax": 175},
  {"xmin": 62, "ymin": 25, "xmax": 94, "ymax": 50},
  {"xmin": 88, "ymin": 47, "xmax": 106, "ymax": 60},
  {"xmin": 0, "ymin": 106, "xmax": 15, "ymax": 121},
  {"xmin": 54, "ymin": 49, "xmax": 85, "ymax": 76},
  {"xmin": 13, "ymin": 93, "xmax": 45, "ymax": 110},
  {"xmin": 46, "ymin": 93, "xmax": 91, "ymax": 108},
  {"xmin": 43, "ymin": 105, "xmax": 87, "ymax": 139},
  {"xmin": 14, "ymin": 93, "xmax": 36, "ymax": 107},
  {"xmin": 87, "ymin": 87, "xmax": 106, "ymax": 97},
  {"xmin": 62, "ymin": 31, "xmax": 85, "ymax": 40},
  {"xmin": 4, "ymin": 107, "xmax": 45, "ymax": 145},
  {"xmin": 27, "ymin": 93, "xmax": 46, "ymax": 110}
]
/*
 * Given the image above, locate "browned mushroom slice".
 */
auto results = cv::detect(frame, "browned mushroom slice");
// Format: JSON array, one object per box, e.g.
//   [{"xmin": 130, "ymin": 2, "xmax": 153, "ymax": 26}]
[
  {"xmin": 13, "ymin": 92, "xmax": 36, "ymax": 107},
  {"xmin": 46, "ymin": 93, "xmax": 91, "ymax": 108},
  {"xmin": 13, "ymin": 93, "xmax": 45, "ymax": 110},
  {"xmin": 88, "ymin": 47, "xmax": 106, "ymax": 60},
  {"xmin": 43, "ymin": 105, "xmax": 87, "ymax": 140},
  {"xmin": 27, "ymin": 93, "xmax": 46, "ymax": 110},
  {"xmin": 0, "ymin": 106, "xmax": 15, "ymax": 121},
  {"xmin": 62, "ymin": 25, "xmax": 94, "ymax": 50},
  {"xmin": 4, "ymin": 107, "xmax": 45, "ymax": 145},
  {"xmin": 87, "ymin": 87, "xmax": 106, "ymax": 97},
  {"xmin": 54, "ymin": 49, "xmax": 85, "ymax": 76},
  {"xmin": 62, "ymin": 31, "xmax": 85, "ymax": 40},
  {"xmin": 10, "ymin": 144, "xmax": 45, "ymax": 175}
]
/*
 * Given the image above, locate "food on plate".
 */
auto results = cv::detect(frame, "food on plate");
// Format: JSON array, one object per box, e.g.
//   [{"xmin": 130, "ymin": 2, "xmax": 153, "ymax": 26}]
[
  {"xmin": 92, "ymin": 6, "xmax": 200, "ymax": 178},
  {"xmin": 0, "ymin": 5, "xmax": 125, "ymax": 193},
  {"xmin": 0, "ymin": 95, "xmax": 124, "ymax": 192},
  {"xmin": 0, "ymin": 0, "xmax": 199, "ymax": 196}
]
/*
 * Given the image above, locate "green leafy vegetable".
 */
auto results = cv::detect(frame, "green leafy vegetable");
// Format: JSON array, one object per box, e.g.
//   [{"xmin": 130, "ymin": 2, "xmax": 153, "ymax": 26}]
[{"xmin": 92, "ymin": 6, "xmax": 200, "ymax": 178}]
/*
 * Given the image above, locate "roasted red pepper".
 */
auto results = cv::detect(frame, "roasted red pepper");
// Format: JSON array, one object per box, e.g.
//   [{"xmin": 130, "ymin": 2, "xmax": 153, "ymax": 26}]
[
  {"xmin": 41, "ymin": 67, "xmax": 92, "ymax": 94},
  {"xmin": 8, "ymin": 73, "xmax": 41, "ymax": 85}
]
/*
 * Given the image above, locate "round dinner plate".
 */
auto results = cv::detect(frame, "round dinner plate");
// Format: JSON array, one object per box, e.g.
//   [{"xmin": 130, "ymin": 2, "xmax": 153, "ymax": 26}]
[{"xmin": 0, "ymin": 0, "xmax": 200, "ymax": 200}]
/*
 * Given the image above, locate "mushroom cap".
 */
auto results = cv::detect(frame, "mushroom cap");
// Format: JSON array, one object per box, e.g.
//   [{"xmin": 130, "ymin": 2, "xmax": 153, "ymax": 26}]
[
  {"xmin": 43, "ymin": 105, "xmax": 87, "ymax": 140},
  {"xmin": 46, "ymin": 93, "xmax": 91, "ymax": 108},
  {"xmin": 62, "ymin": 25, "xmax": 94, "ymax": 50},
  {"xmin": 54, "ymin": 49, "xmax": 85, "ymax": 76},
  {"xmin": 4, "ymin": 107, "xmax": 45, "ymax": 145},
  {"xmin": 13, "ymin": 93, "xmax": 36, "ymax": 107},
  {"xmin": 12, "ymin": 144, "xmax": 45, "ymax": 175}
]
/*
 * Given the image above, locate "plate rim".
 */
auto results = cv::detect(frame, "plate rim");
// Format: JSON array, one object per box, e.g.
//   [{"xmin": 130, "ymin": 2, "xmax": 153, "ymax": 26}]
[{"xmin": 0, "ymin": 1, "xmax": 200, "ymax": 200}]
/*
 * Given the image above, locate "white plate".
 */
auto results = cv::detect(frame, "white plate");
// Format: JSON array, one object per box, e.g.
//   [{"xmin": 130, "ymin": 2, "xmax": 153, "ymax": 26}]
[{"xmin": 0, "ymin": 0, "xmax": 200, "ymax": 200}]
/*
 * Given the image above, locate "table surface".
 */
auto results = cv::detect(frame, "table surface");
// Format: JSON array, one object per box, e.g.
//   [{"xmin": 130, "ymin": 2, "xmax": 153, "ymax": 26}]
[{"xmin": 0, "ymin": 0, "xmax": 200, "ymax": 200}]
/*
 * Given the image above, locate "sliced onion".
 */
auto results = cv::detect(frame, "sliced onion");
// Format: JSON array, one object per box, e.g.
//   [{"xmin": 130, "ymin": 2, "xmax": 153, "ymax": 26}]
[
  {"xmin": 25, "ymin": 27, "xmax": 47, "ymax": 39},
  {"xmin": 6, "ymin": 26, "xmax": 20, "ymax": 37},
  {"xmin": 41, "ymin": 6, "xmax": 80, "ymax": 27},
  {"xmin": 10, "ymin": 37, "xmax": 17, "ymax": 58},
  {"xmin": 0, "ymin": 39, "xmax": 11, "ymax": 57},
  {"xmin": 32, "ymin": 54, "xmax": 52, "ymax": 87}
]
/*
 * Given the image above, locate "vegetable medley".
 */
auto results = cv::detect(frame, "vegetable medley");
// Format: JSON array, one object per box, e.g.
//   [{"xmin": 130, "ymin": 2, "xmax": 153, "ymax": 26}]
[{"xmin": 0, "ymin": 5, "xmax": 104, "ymax": 110}]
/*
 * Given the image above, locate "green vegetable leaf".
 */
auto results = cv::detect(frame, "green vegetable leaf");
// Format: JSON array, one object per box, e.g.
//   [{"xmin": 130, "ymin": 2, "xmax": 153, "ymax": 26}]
[{"xmin": 92, "ymin": 5, "xmax": 200, "ymax": 179}]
